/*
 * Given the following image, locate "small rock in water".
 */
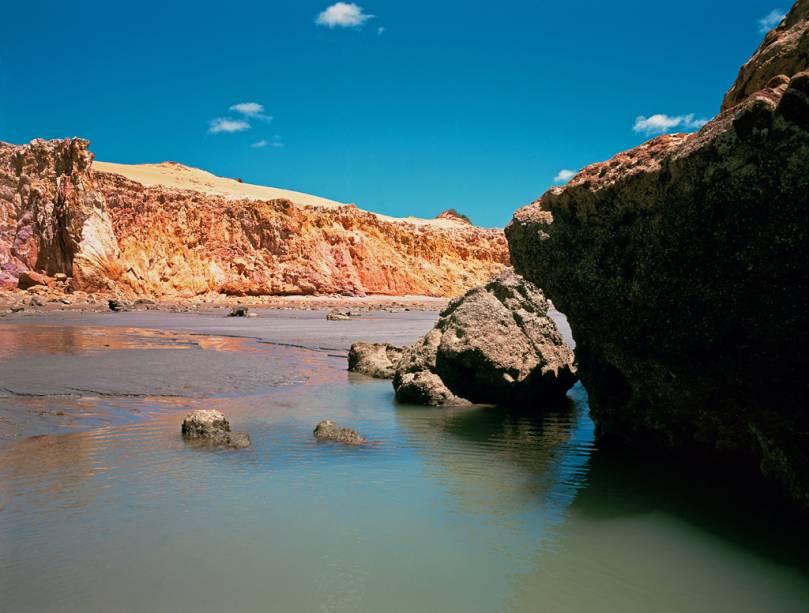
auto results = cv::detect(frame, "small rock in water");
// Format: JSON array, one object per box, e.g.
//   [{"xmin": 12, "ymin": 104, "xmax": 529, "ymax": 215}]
[
  {"xmin": 313, "ymin": 419, "xmax": 366, "ymax": 445},
  {"xmin": 181, "ymin": 409, "xmax": 251, "ymax": 449},
  {"xmin": 326, "ymin": 310, "xmax": 350, "ymax": 321},
  {"xmin": 348, "ymin": 342, "xmax": 405, "ymax": 379},
  {"xmin": 228, "ymin": 306, "xmax": 249, "ymax": 317}
]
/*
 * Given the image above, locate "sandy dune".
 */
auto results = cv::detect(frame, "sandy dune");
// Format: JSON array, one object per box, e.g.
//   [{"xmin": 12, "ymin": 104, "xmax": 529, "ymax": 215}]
[{"xmin": 93, "ymin": 160, "xmax": 463, "ymax": 229}]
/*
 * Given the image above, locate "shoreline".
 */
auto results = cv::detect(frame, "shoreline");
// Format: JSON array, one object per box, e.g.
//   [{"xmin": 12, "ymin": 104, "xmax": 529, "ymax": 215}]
[{"xmin": 0, "ymin": 287, "xmax": 450, "ymax": 318}]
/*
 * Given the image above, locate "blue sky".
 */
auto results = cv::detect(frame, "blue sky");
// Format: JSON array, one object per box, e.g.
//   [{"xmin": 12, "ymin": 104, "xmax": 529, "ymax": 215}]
[{"xmin": 0, "ymin": 1, "xmax": 788, "ymax": 227}]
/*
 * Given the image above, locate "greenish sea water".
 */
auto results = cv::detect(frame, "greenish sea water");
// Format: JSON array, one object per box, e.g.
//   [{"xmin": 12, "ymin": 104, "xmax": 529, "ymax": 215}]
[{"xmin": 0, "ymin": 317, "xmax": 807, "ymax": 612}]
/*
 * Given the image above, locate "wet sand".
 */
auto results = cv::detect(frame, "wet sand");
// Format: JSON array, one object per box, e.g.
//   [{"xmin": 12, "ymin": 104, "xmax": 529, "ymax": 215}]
[{"xmin": 0, "ymin": 308, "xmax": 441, "ymax": 449}]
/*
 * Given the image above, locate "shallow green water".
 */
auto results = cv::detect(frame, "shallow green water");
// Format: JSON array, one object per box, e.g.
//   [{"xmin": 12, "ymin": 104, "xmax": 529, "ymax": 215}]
[{"xmin": 1, "ymin": 323, "xmax": 808, "ymax": 612}]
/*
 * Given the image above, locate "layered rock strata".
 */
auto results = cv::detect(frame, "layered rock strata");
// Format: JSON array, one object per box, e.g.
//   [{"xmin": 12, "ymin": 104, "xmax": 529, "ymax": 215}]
[{"xmin": 1, "ymin": 139, "xmax": 508, "ymax": 298}]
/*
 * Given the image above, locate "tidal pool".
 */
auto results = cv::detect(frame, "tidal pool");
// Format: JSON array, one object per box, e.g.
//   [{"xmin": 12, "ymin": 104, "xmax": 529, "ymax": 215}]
[{"xmin": 0, "ymin": 314, "xmax": 807, "ymax": 612}]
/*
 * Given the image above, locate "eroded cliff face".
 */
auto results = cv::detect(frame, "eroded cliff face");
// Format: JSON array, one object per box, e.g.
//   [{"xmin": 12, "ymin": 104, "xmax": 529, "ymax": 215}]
[
  {"xmin": 0, "ymin": 139, "xmax": 120, "ymax": 291},
  {"xmin": 1, "ymin": 139, "xmax": 508, "ymax": 298},
  {"xmin": 507, "ymin": 1, "xmax": 809, "ymax": 505}
]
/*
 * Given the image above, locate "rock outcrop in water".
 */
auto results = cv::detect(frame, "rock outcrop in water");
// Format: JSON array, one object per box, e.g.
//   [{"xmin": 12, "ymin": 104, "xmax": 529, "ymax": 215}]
[
  {"xmin": 506, "ymin": 0, "xmax": 809, "ymax": 506},
  {"xmin": 393, "ymin": 271, "xmax": 577, "ymax": 406},
  {"xmin": 181, "ymin": 409, "xmax": 251, "ymax": 449},
  {"xmin": 1, "ymin": 139, "xmax": 507, "ymax": 298},
  {"xmin": 348, "ymin": 342, "xmax": 405, "ymax": 379},
  {"xmin": 313, "ymin": 420, "xmax": 366, "ymax": 445}
]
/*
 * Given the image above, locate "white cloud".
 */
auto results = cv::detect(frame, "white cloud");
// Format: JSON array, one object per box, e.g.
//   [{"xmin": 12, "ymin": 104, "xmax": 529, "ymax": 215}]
[
  {"xmin": 251, "ymin": 135, "xmax": 285, "ymax": 149},
  {"xmin": 553, "ymin": 169, "xmax": 576, "ymax": 183},
  {"xmin": 315, "ymin": 3, "xmax": 374, "ymax": 28},
  {"xmin": 230, "ymin": 102, "xmax": 273, "ymax": 122},
  {"xmin": 209, "ymin": 118, "xmax": 250, "ymax": 134},
  {"xmin": 759, "ymin": 9, "xmax": 785, "ymax": 33},
  {"xmin": 377, "ymin": 26, "xmax": 385, "ymax": 35},
  {"xmin": 633, "ymin": 113, "xmax": 708, "ymax": 136},
  {"xmin": 230, "ymin": 102, "xmax": 263, "ymax": 116}
]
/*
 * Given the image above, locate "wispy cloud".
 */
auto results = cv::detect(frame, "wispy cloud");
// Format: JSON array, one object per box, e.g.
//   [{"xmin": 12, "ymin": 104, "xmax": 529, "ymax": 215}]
[
  {"xmin": 377, "ymin": 26, "xmax": 385, "ymax": 36},
  {"xmin": 230, "ymin": 102, "xmax": 273, "ymax": 123},
  {"xmin": 251, "ymin": 135, "xmax": 285, "ymax": 149},
  {"xmin": 633, "ymin": 113, "xmax": 708, "ymax": 136},
  {"xmin": 315, "ymin": 2, "xmax": 374, "ymax": 28},
  {"xmin": 759, "ymin": 9, "xmax": 785, "ymax": 33},
  {"xmin": 553, "ymin": 169, "xmax": 575, "ymax": 183},
  {"xmin": 208, "ymin": 118, "xmax": 250, "ymax": 134}
]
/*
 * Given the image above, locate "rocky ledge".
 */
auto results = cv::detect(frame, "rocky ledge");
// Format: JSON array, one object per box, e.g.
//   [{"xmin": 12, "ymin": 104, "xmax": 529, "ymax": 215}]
[
  {"xmin": 506, "ymin": 0, "xmax": 809, "ymax": 506},
  {"xmin": 393, "ymin": 271, "xmax": 576, "ymax": 406}
]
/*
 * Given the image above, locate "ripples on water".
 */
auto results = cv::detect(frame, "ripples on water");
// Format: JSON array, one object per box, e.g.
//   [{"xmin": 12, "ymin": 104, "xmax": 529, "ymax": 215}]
[{"xmin": 0, "ymin": 326, "xmax": 808, "ymax": 612}]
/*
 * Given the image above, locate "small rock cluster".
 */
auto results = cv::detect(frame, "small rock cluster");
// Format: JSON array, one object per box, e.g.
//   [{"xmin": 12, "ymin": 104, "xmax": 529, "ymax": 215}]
[
  {"xmin": 393, "ymin": 271, "xmax": 577, "ymax": 406},
  {"xmin": 180, "ymin": 411, "xmax": 366, "ymax": 450}
]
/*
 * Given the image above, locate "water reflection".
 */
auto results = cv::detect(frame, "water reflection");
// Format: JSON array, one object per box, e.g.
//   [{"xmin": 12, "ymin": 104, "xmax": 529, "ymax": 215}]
[
  {"xmin": 0, "ymin": 325, "xmax": 255, "ymax": 360},
  {"xmin": 1, "ymin": 332, "xmax": 808, "ymax": 612}
]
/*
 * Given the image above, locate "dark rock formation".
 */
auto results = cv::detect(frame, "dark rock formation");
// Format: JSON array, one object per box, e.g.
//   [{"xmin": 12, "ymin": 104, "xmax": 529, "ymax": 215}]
[
  {"xmin": 348, "ymin": 342, "xmax": 405, "ymax": 379},
  {"xmin": 506, "ymin": 0, "xmax": 809, "ymax": 506},
  {"xmin": 313, "ymin": 419, "xmax": 366, "ymax": 445},
  {"xmin": 107, "ymin": 299, "xmax": 127, "ymax": 312},
  {"xmin": 393, "ymin": 271, "xmax": 577, "ymax": 406},
  {"xmin": 228, "ymin": 306, "xmax": 248, "ymax": 317},
  {"xmin": 181, "ymin": 409, "xmax": 251, "ymax": 449}
]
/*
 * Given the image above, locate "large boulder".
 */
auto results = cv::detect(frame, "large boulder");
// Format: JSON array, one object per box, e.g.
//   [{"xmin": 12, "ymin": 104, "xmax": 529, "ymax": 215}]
[
  {"xmin": 348, "ymin": 342, "xmax": 405, "ymax": 379},
  {"xmin": 181, "ymin": 409, "xmax": 251, "ymax": 449},
  {"xmin": 506, "ymin": 1, "xmax": 809, "ymax": 506},
  {"xmin": 393, "ymin": 271, "xmax": 577, "ymax": 406}
]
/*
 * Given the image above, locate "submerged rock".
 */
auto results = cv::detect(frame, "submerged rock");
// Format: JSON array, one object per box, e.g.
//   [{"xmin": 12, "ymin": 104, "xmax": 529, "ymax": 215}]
[
  {"xmin": 326, "ymin": 310, "xmax": 351, "ymax": 321},
  {"xmin": 506, "ymin": 1, "xmax": 809, "ymax": 507},
  {"xmin": 348, "ymin": 342, "xmax": 405, "ymax": 379},
  {"xmin": 313, "ymin": 419, "xmax": 366, "ymax": 445},
  {"xmin": 393, "ymin": 270, "xmax": 577, "ymax": 406},
  {"xmin": 181, "ymin": 409, "xmax": 251, "ymax": 449}
]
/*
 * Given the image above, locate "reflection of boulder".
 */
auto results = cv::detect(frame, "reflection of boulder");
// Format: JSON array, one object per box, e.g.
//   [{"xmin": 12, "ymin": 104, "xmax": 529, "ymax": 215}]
[
  {"xmin": 393, "ymin": 271, "xmax": 576, "ymax": 406},
  {"xmin": 181, "ymin": 409, "xmax": 251, "ymax": 449},
  {"xmin": 392, "ymin": 387, "xmax": 589, "ymax": 519},
  {"xmin": 348, "ymin": 342, "xmax": 404, "ymax": 379}
]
